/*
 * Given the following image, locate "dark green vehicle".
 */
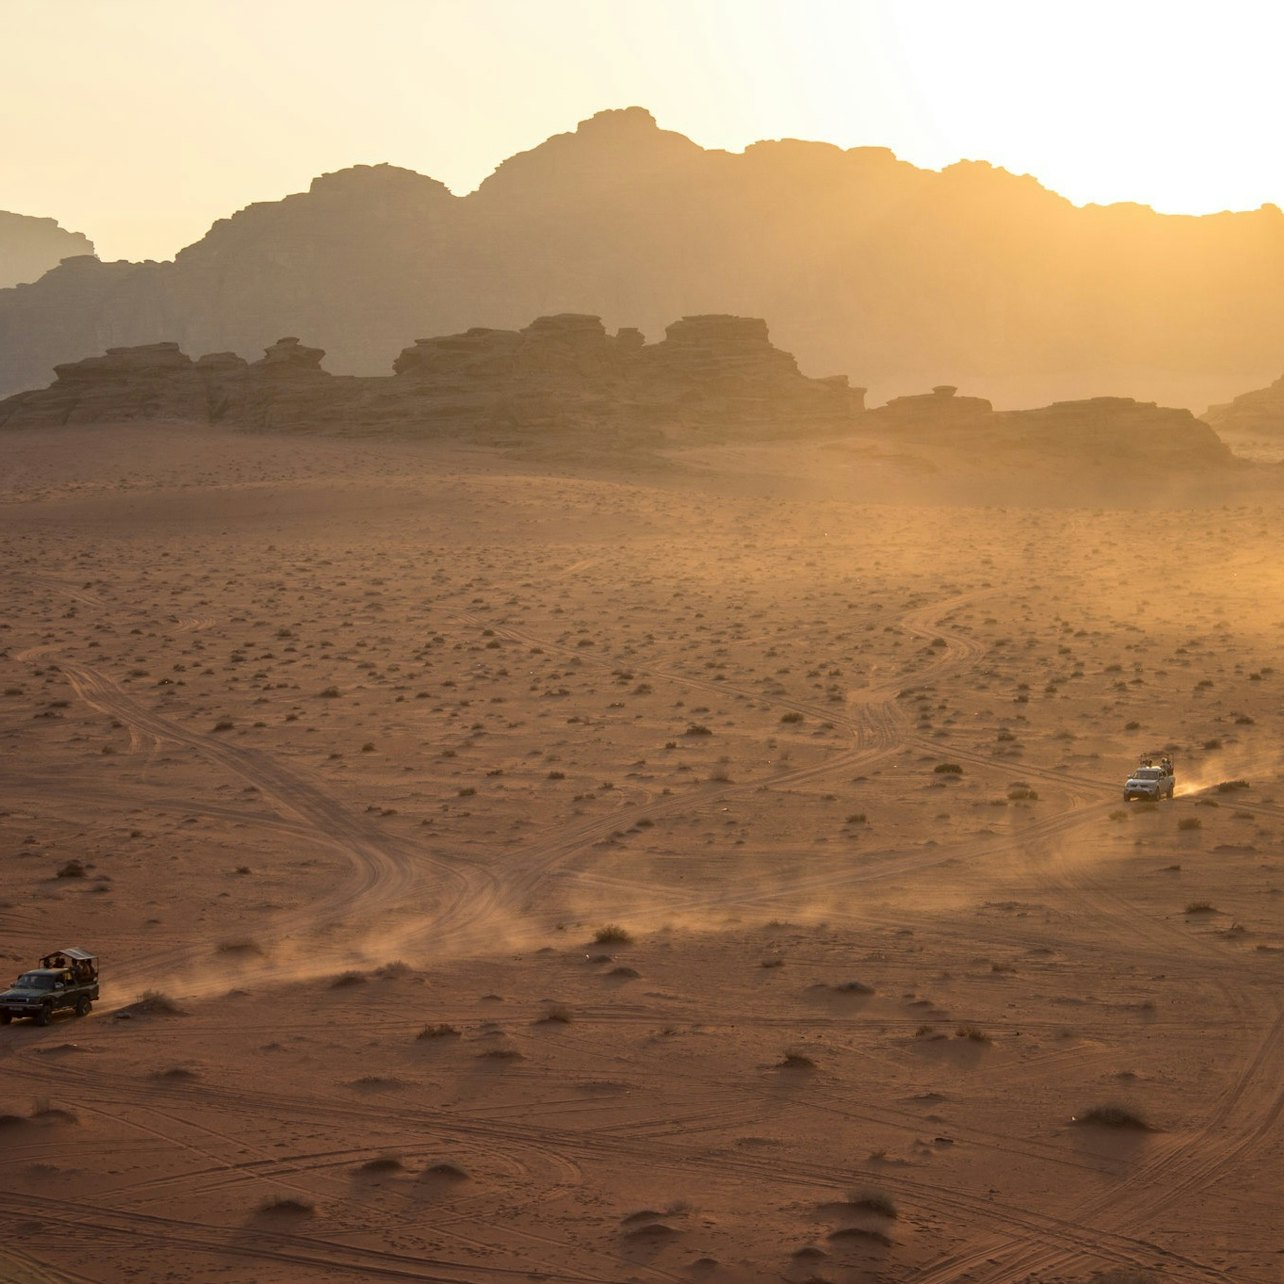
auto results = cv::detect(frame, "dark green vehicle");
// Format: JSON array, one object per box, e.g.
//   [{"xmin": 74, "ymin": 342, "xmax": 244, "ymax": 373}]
[{"xmin": 0, "ymin": 948, "xmax": 98, "ymax": 1027}]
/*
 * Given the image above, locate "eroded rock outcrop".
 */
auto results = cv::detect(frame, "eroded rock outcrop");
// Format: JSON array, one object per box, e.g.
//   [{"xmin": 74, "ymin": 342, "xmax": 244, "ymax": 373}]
[
  {"xmin": 864, "ymin": 387, "xmax": 1232, "ymax": 467},
  {"xmin": 0, "ymin": 314, "xmax": 862, "ymax": 443},
  {"xmin": 1203, "ymin": 375, "xmax": 1284, "ymax": 460},
  {"xmin": 0, "ymin": 212, "xmax": 95, "ymax": 289}
]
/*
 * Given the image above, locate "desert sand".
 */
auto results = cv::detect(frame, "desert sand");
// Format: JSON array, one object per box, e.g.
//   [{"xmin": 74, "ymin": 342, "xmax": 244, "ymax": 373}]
[{"xmin": 0, "ymin": 423, "xmax": 1280, "ymax": 1283}]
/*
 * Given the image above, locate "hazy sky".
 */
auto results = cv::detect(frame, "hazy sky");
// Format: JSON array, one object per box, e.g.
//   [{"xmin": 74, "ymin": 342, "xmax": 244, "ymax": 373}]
[{"xmin": 7, "ymin": 0, "xmax": 1282, "ymax": 262}]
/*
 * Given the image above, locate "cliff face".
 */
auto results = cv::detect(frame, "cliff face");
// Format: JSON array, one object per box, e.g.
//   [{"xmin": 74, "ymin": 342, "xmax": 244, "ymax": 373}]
[
  {"xmin": 1, "ymin": 108, "xmax": 1281, "ymax": 405},
  {"xmin": 0, "ymin": 313, "xmax": 863, "ymax": 443},
  {"xmin": 0, "ymin": 211, "xmax": 95, "ymax": 289},
  {"xmin": 1203, "ymin": 375, "xmax": 1284, "ymax": 461}
]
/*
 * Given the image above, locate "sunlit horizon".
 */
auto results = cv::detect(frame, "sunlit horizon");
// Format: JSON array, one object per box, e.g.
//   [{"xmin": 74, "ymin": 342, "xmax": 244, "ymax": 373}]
[{"xmin": 6, "ymin": 0, "xmax": 1284, "ymax": 262}]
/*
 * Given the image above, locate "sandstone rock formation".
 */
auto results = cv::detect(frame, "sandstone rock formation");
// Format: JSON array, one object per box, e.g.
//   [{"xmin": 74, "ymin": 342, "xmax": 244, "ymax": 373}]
[
  {"xmin": 864, "ymin": 387, "xmax": 1233, "ymax": 468},
  {"xmin": 0, "ymin": 211, "xmax": 94, "ymax": 288},
  {"xmin": 1, "ymin": 108, "xmax": 1281, "ymax": 408},
  {"xmin": 0, "ymin": 314, "xmax": 863, "ymax": 444},
  {"xmin": 1202, "ymin": 375, "xmax": 1284, "ymax": 460}
]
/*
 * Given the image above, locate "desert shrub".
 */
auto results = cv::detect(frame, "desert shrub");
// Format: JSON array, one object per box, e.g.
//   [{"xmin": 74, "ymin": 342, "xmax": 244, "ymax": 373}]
[
  {"xmin": 1216, "ymin": 779, "xmax": 1250, "ymax": 792},
  {"xmin": 217, "ymin": 939, "xmax": 263, "ymax": 957},
  {"xmin": 849, "ymin": 1190, "xmax": 898, "ymax": 1218},
  {"xmin": 357, "ymin": 1156, "xmax": 403, "ymax": 1173},
  {"xmin": 258, "ymin": 1196, "xmax": 314, "ymax": 1215},
  {"xmin": 55, "ymin": 860, "xmax": 86, "ymax": 879},
  {"xmin": 760, "ymin": 957, "xmax": 785, "ymax": 968},
  {"xmin": 126, "ymin": 990, "xmax": 185, "ymax": 1016},
  {"xmin": 684, "ymin": 723, "xmax": 713, "ymax": 736},
  {"xmin": 319, "ymin": 686, "xmax": 341, "ymax": 698},
  {"xmin": 1185, "ymin": 901, "xmax": 1216, "ymax": 914},
  {"xmin": 845, "ymin": 813, "xmax": 867, "ymax": 825},
  {"xmin": 417, "ymin": 1023, "xmax": 459, "ymax": 1039},
  {"xmin": 1177, "ymin": 816, "xmax": 1201, "ymax": 831},
  {"xmin": 537, "ymin": 1004, "xmax": 572, "ymax": 1024},
  {"xmin": 779, "ymin": 1051, "xmax": 817, "ymax": 1069},
  {"xmin": 594, "ymin": 924, "xmax": 633, "ymax": 944},
  {"xmin": 1075, "ymin": 1103, "xmax": 1151, "ymax": 1130},
  {"xmin": 212, "ymin": 719, "xmax": 234, "ymax": 732},
  {"xmin": 780, "ymin": 711, "xmax": 803, "ymax": 724},
  {"xmin": 328, "ymin": 970, "xmax": 366, "ymax": 987},
  {"xmin": 955, "ymin": 1024, "xmax": 990, "ymax": 1043},
  {"xmin": 933, "ymin": 762, "xmax": 963, "ymax": 775}
]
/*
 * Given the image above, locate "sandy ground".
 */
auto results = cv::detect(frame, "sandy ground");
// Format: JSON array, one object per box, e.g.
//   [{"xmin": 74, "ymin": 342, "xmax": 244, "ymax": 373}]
[{"xmin": 0, "ymin": 423, "xmax": 1280, "ymax": 1284}]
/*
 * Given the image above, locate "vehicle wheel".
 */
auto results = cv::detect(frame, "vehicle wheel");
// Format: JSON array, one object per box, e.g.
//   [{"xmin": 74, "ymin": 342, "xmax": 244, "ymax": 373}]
[
  {"xmin": 74, "ymin": 996, "xmax": 92, "ymax": 1018},
  {"xmin": 0, "ymin": 1012, "xmax": 10, "ymax": 1026},
  {"xmin": 35, "ymin": 1004, "xmax": 53, "ymax": 1027}
]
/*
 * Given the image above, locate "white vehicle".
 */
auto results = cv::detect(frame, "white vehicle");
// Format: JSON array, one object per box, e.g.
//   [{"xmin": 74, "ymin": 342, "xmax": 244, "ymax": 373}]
[{"xmin": 1123, "ymin": 756, "xmax": 1175, "ymax": 801}]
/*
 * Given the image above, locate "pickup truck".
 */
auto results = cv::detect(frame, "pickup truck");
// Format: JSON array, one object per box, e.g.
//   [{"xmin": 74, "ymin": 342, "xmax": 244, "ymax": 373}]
[
  {"xmin": 1123, "ymin": 760, "xmax": 1175, "ymax": 802},
  {"xmin": 0, "ymin": 948, "xmax": 98, "ymax": 1026}
]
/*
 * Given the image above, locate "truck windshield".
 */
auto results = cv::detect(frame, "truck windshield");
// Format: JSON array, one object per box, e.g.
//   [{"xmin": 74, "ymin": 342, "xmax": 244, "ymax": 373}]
[
  {"xmin": 1135, "ymin": 768, "xmax": 1161, "ymax": 779},
  {"xmin": 16, "ymin": 973, "xmax": 56, "ymax": 989}
]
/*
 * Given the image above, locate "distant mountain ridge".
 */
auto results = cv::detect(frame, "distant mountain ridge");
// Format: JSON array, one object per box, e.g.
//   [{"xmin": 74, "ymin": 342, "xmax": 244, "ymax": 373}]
[
  {"xmin": 1, "ymin": 107, "xmax": 1281, "ymax": 407},
  {"xmin": 0, "ymin": 211, "xmax": 94, "ymax": 289}
]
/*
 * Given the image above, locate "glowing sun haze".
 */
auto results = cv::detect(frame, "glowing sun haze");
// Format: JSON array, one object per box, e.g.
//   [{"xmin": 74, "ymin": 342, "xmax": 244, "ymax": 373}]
[{"xmin": 6, "ymin": 0, "xmax": 1282, "ymax": 262}]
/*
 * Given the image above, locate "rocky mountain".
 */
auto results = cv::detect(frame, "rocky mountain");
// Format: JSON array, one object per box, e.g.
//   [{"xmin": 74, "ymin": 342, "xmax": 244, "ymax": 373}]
[
  {"xmin": 0, "ymin": 313, "xmax": 862, "ymax": 444},
  {"xmin": 1203, "ymin": 374, "xmax": 1284, "ymax": 461},
  {"xmin": 0, "ymin": 211, "xmax": 94, "ymax": 288},
  {"xmin": 1, "ymin": 108, "xmax": 1281, "ymax": 407}
]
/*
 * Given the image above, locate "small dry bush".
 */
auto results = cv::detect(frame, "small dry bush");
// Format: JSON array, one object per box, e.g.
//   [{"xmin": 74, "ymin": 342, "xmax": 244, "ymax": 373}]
[
  {"xmin": 1075, "ymin": 1102, "xmax": 1151, "ymax": 1130},
  {"xmin": 329, "ymin": 970, "xmax": 367, "ymax": 988},
  {"xmin": 955, "ymin": 1024, "xmax": 991, "ymax": 1043},
  {"xmin": 476, "ymin": 1047, "xmax": 523, "ymax": 1061},
  {"xmin": 594, "ymin": 924, "xmax": 632, "ymax": 944},
  {"xmin": 258, "ymin": 1197, "xmax": 314, "ymax": 1217},
  {"xmin": 537, "ymin": 1004, "xmax": 572, "ymax": 1024},
  {"xmin": 417, "ymin": 1023, "xmax": 459, "ymax": 1039},
  {"xmin": 217, "ymin": 939, "xmax": 263, "ymax": 957},
  {"xmin": 122, "ymin": 991, "xmax": 185, "ymax": 1017},
  {"xmin": 357, "ymin": 1155, "xmax": 403, "ymax": 1174},
  {"xmin": 829, "ymin": 1226, "xmax": 892, "ymax": 1246},
  {"xmin": 1177, "ymin": 816, "xmax": 1201, "ymax": 831},
  {"xmin": 849, "ymin": 1190, "xmax": 898, "ymax": 1218},
  {"xmin": 779, "ymin": 1050, "xmax": 817, "ymax": 1069},
  {"xmin": 1185, "ymin": 901, "xmax": 1216, "ymax": 914}
]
